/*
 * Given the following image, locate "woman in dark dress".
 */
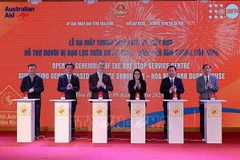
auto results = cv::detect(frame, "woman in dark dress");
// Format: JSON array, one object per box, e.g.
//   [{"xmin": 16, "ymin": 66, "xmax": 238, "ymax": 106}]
[{"xmin": 128, "ymin": 69, "xmax": 147, "ymax": 111}]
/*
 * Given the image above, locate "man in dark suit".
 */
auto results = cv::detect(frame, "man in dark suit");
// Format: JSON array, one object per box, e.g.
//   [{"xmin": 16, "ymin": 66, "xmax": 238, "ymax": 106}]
[
  {"xmin": 89, "ymin": 60, "xmax": 113, "ymax": 138},
  {"xmin": 20, "ymin": 64, "xmax": 44, "ymax": 139},
  {"xmin": 160, "ymin": 65, "xmax": 185, "ymax": 140},
  {"xmin": 57, "ymin": 62, "xmax": 80, "ymax": 138},
  {"xmin": 196, "ymin": 64, "xmax": 218, "ymax": 140}
]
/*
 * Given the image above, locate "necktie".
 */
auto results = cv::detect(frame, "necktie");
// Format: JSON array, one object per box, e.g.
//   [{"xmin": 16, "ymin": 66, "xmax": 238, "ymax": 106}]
[
  {"xmin": 30, "ymin": 77, "xmax": 34, "ymax": 87},
  {"xmin": 170, "ymin": 78, "xmax": 173, "ymax": 85},
  {"xmin": 67, "ymin": 75, "xmax": 71, "ymax": 84},
  {"xmin": 206, "ymin": 77, "xmax": 209, "ymax": 83},
  {"xmin": 99, "ymin": 73, "xmax": 102, "ymax": 82}
]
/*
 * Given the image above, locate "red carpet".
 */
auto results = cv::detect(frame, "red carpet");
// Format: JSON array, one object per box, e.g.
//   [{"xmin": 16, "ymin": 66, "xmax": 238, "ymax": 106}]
[{"xmin": 0, "ymin": 132, "xmax": 239, "ymax": 160}]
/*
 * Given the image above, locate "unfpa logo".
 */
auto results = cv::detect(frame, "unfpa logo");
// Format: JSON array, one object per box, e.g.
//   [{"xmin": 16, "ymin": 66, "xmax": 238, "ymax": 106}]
[
  {"xmin": 208, "ymin": 3, "xmax": 239, "ymax": 20},
  {"xmin": 226, "ymin": 4, "xmax": 239, "ymax": 19},
  {"xmin": 4, "ymin": 6, "xmax": 35, "ymax": 20}
]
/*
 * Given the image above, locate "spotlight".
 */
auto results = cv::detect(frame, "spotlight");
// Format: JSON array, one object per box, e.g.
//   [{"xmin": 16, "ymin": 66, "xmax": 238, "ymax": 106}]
[
  {"xmin": 84, "ymin": 0, "xmax": 98, "ymax": 4},
  {"xmin": 28, "ymin": 0, "xmax": 42, "ymax": 5},
  {"xmin": 141, "ymin": 0, "xmax": 152, "ymax": 4},
  {"xmin": 200, "ymin": 0, "xmax": 209, "ymax": 3}
]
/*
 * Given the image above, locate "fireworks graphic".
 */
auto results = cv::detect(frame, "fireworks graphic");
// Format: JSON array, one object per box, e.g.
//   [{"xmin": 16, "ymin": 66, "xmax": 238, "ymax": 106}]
[
  {"xmin": 103, "ymin": 1, "xmax": 239, "ymax": 71},
  {"xmin": 216, "ymin": 18, "xmax": 238, "ymax": 58},
  {"xmin": 167, "ymin": 1, "xmax": 238, "ymax": 70},
  {"xmin": 232, "ymin": 16, "xmax": 240, "ymax": 55},
  {"xmin": 104, "ymin": 2, "xmax": 164, "ymax": 65}
]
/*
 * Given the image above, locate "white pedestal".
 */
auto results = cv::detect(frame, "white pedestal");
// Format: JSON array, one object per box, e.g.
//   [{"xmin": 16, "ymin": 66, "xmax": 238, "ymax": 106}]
[
  {"xmin": 164, "ymin": 99, "xmax": 188, "ymax": 144},
  {"xmin": 88, "ymin": 99, "xmax": 112, "ymax": 143},
  {"xmin": 50, "ymin": 99, "xmax": 75, "ymax": 143},
  {"xmin": 200, "ymin": 100, "xmax": 226, "ymax": 144},
  {"xmin": 12, "ymin": 98, "xmax": 39, "ymax": 143},
  {"xmin": 126, "ymin": 100, "xmax": 149, "ymax": 143}
]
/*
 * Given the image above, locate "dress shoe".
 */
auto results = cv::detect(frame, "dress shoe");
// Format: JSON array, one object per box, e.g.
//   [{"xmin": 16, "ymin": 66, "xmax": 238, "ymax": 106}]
[
  {"xmin": 71, "ymin": 133, "xmax": 76, "ymax": 138},
  {"xmin": 162, "ymin": 135, "xmax": 167, "ymax": 140},
  {"xmin": 108, "ymin": 135, "xmax": 113, "ymax": 138}
]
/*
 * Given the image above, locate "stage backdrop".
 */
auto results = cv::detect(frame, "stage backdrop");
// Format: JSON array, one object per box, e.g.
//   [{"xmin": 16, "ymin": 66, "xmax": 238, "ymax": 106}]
[{"xmin": 0, "ymin": 1, "xmax": 240, "ymax": 129}]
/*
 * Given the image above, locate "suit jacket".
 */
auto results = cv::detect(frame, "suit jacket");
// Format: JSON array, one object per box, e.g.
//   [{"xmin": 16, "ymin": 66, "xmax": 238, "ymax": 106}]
[
  {"xmin": 20, "ymin": 75, "xmax": 44, "ymax": 100},
  {"xmin": 160, "ymin": 77, "xmax": 184, "ymax": 100},
  {"xmin": 196, "ymin": 75, "xmax": 218, "ymax": 103},
  {"xmin": 57, "ymin": 74, "xmax": 80, "ymax": 102},
  {"xmin": 89, "ymin": 72, "xmax": 113, "ymax": 99},
  {"xmin": 128, "ymin": 79, "xmax": 146, "ymax": 100}
]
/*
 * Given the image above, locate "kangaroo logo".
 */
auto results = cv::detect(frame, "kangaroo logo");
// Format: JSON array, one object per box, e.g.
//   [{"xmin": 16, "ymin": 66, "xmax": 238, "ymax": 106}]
[{"xmin": 17, "ymin": 12, "xmax": 29, "ymax": 21}]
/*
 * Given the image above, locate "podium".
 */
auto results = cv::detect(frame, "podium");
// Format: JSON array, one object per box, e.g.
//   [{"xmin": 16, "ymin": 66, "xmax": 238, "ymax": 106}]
[
  {"xmin": 200, "ymin": 100, "xmax": 226, "ymax": 144},
  {"xmin": 49, "ymin": 99, "xmax": 75, "ymax": 143},
  {"xmin": 126, "ymin": 100, "xmax": 149, "ymax": 143},
  {"xmin": 164, "ymin": 99, "xmax": 188, "ymax": 144},
  {"xmin": 12, "ymin": 98, "xmax": 39, "ymax": 143},
  {"xmin": 88, "ymin": 99, "xmax": 112, "ymax": 143}
]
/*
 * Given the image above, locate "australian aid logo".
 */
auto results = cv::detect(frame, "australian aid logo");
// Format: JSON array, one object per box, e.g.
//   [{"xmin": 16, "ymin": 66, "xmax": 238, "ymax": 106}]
[{"xmin": 4, "ymin": 6, "xmax": 35, "ymax": 20}]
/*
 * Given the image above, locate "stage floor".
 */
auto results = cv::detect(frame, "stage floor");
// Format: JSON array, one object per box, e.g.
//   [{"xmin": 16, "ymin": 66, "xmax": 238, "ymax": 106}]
[{"xmin": 0, "ymin": 132, "xmax": 239, "ymax": 160}]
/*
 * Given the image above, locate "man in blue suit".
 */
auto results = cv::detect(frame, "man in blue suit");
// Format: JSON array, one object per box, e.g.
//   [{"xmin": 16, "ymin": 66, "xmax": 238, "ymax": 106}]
[
  {"xmin": 57, "ymin": 62, "xmax": 80, "ymax": 138},
  {"xmin": 196, "ymin": 64, "xmax": 218, "ymax": 140},
  {"xmin": 160, "ymin": 65, "xmax": 185, "ymax": 140},
  {"xmin": 89, "ymin": 60, "xmax": 113, "ymax": 138}
]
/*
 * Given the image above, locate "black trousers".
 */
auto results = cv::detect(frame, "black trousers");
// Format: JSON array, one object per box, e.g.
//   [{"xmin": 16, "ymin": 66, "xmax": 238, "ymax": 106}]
[
  {"xmin": 199, "ymin": 103, "xmax": 205, "ymax": 138},
  {"xmin": 71, "ymin": 101, "xmax": 77, "ymax": 137},
  {"xmin": 163, "ymin": 102, "xmax": 168, "ymax": 137},
  {"xmin": 35, "ymin": 101, "xmax": 41, "ymax": 137},
  {"xmin": 108, "ymin": 102, "xmax": 111, "ymax": 136},
  {"xmin": 128, "ymin": 102, "xmax": 131, "ymax": 112}
]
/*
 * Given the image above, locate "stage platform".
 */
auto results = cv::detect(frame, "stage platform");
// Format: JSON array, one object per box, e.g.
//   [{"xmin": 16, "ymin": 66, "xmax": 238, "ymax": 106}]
[{"xmin": 0, "ymin": 131, "xmax": 239, "ymax": 160}]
